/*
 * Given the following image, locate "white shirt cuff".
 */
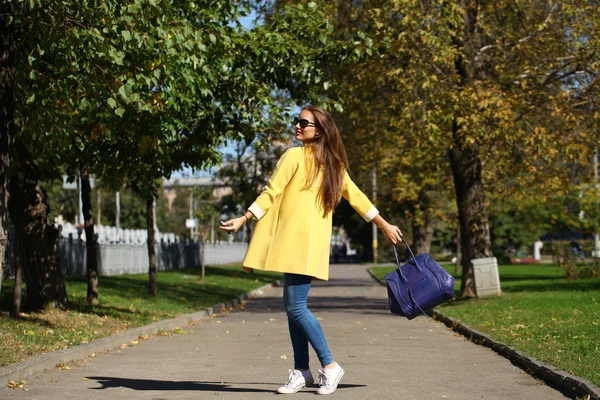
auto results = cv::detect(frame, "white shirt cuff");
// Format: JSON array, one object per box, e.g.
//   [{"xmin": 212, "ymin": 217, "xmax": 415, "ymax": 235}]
[
  {"xmin": 363, "ymin": 206, "xmax": 379, "ymax": 222},
  {"xmin": 248, "ymin": 203, "xmax": 265, "ymax": 220}
]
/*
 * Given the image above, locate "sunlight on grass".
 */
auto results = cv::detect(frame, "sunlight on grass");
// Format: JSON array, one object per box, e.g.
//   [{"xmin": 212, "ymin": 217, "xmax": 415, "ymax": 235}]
[
  {"xmin": 370, "ymin": 263, "xmax": 600, "ymax": 386},
  {"xmin": 0, "ymin": 265, "xmax": 281, "ymax": 367}
]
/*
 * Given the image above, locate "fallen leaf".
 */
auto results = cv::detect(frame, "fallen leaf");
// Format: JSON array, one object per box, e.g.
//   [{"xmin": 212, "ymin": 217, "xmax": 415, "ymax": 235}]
[
  {"xmin": 56, "ymin": 363, "xmax": 71, "ymax": 370},
  {"xmin": 269, "ymin": 318, "xmax": 276, "ymax": 322},
  {"xmin": 7, "ymin": 380, "xmax": 27, "ymax": 389},
  {"xmin": 82, "ymin": 378, "xmax": 89, "ymax": 381},
  {"xmin": 355, "ymin": 321, "xmax": 361, "ymax": 325},
  {"xmin": 280, "ymin": 355, "xmax": 287, "ymax": 360}
]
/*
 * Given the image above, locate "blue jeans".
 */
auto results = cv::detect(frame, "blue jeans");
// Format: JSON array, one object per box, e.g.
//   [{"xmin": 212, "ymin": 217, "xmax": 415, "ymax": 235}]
[{"xmin": 283, "ymin": 273, "xmax": 333, "ymax": 369}]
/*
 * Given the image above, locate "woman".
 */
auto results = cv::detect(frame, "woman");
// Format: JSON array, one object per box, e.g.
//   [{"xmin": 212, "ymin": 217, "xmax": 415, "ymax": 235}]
[{"xmin": 220, "ymin": 106, "xmax": 402, "ymax": 395}]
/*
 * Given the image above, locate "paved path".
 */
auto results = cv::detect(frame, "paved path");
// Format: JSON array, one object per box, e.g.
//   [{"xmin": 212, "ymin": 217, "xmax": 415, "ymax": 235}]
[{"xmin": 2, "ymin": 264, "xmax": 568, "ymax": 399}]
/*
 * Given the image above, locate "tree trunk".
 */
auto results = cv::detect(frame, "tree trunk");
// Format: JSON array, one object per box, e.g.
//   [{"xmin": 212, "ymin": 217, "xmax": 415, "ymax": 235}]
[
  {"xmin": 9, "ymin": 140, "xmax": 68, "ymax": 310},
  {"xmin": 11, "ymin": 249, "xmax": 22, "ymax": 318},
  {"xmin": 449, "ymin": 125, "xmax": 493, "ymax": 299},
  {"xmin": 0, "ymin": 1, "xmax": 15, "ymax": 300},
  {"xmin": 411, "ymin": 209, "xmax": 437, "ymax": 254},
  {"xmin": 80, "ymin": 165, "xmax": 98, "ymax": 305},
  {"xmin": 146, "ymin": 196, "xmax": 157, "ymax": 296},
  {"xmin": 455, "ymin": 224, "xmax": 461, "ymax": 275},
  {"xmin": 447, "ymin": 1, "xmax": 492, "ymax": 298},
  {"xmin": 200, "ymin": 240, "xmax": 205, "ymax": 281}
]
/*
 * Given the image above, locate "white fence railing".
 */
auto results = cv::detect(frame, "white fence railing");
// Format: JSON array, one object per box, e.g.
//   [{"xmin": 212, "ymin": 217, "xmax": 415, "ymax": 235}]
[
  {"xmin": 59, "ymin": 222, "xmax": 178, "ymax": 245},
  {"xmin": 56, "ymin": 238, "xmax": 248, "ymax": 276},
  {"xmin": 3, "ymin": 222, "xmax": 248, "ymax": 278}
]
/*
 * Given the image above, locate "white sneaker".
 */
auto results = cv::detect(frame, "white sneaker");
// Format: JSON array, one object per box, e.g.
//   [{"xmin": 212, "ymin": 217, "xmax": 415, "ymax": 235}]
[
  {"xmin": 277, "ymin": 369, "xmax": 314, "ymax": 394},
  {"xmin": 316, "ymin": 363, "xmax": 345, "ymax": 395}
]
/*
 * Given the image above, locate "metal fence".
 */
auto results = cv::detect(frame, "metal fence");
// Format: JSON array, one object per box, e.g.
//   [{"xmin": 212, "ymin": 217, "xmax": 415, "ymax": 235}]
[
  {"xmin": 3, "ymin": 233, "xmax": 248, "ymax": 279},
  {"xmin": 56, "ymin": 237, "xmax": 248, "ymax": 276}
]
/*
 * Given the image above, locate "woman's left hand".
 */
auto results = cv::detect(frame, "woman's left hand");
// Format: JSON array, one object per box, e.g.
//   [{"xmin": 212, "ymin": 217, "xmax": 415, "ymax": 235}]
[{"xmin": 383, "ymin": 224, "xmax": 403, "ymax": 245}]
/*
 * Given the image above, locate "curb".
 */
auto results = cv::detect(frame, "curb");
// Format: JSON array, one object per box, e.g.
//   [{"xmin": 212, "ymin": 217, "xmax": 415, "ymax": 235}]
[
  {"xmin": 366, "ymin": 268, "xmax": 600, "ymax": 400},
  {"xmin": 0, "ymin": 279, "xmax": 281, "ymax": 385}
]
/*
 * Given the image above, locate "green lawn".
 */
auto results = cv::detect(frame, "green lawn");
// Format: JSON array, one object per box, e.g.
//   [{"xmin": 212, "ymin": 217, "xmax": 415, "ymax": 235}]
[
  {"xmin": 370, "ymin": 263, "xmax": 600, "ymax": 386},
  {"xmin": 0, "ymin": 265, "xmax": 282, "ymax": 367}
]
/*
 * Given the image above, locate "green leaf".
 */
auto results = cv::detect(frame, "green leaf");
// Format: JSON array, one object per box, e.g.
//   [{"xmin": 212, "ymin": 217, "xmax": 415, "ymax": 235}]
[
  {"xmin": 75, "ymin": 136, "xmax": 85, "ymax": 151},
  {"xmin": 115, "ymin": 108, "xmax": 125, "ymax": 117},
  {"xmin": 107, "ymin": 98, "xmax": 117, "ymax": 109},
  {"xmin": 209, "ymin": 34, "xmax": 217, "ymax": 44},
  {"xmin": 122, "ymin": 30, "xmax": 132, "ymax": 41},
  {"xmin": 118, "ymin": 85, "xmax": 130, "ymax": 102}
]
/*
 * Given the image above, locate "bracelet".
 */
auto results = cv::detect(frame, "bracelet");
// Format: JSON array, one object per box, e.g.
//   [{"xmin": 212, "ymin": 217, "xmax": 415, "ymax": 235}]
[{"xmin": 243, "ymin": 214, "xmax": 248, "ymax": 223}]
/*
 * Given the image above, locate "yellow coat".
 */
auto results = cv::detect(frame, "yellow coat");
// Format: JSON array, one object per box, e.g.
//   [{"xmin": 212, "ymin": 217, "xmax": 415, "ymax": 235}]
[{"xmin": 243, "ymin": 146, "xmax": 378, "ymax": 280}]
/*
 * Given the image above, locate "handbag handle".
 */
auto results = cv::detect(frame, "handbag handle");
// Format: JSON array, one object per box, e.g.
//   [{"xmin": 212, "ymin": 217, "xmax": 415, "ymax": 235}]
[{"xmin": 393, "ymin": 236, "xmax": 423, "ymax": 283}]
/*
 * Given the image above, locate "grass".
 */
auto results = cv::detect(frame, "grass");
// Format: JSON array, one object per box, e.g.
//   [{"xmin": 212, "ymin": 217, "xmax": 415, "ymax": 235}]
[
  {"xmin": 0, "ymin": 265, "xmax": 282, "ymax": 368},
  {"xmin": 370, "ymin": 263, "xmax": 600, "ymax": 387}
]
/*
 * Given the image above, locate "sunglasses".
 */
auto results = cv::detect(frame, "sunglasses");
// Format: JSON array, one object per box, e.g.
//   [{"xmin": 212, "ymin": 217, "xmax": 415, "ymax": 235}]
[{"xmin": 293, "ymin": 116, "xmax": 317, "ymax": 129}]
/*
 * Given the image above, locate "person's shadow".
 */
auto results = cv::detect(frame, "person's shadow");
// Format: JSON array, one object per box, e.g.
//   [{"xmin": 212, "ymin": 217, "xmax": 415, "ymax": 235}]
[{"xmin": 86, "ymin": 377, "xmax": 366, "ymax": 393}]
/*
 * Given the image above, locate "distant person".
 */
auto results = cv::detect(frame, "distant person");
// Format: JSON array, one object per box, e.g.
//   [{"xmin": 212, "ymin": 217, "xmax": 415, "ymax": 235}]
[
  {"xmin": 450, "ymin": 237, "xmax": 458, "ymax": 264},
  {"xmin": 332, "ymin": 243, "xmax": 342, "ymax": 264},
  {"xmin": 220, "ymin": 105, "xmax": 402, "ymax": 395},
  {"xmin": 570, "ymin": 239, "xmax": 584, "ymax": 259},
  {"xmin": 534, "ymin": 239, "xmax": 543, "ymax": 261}
]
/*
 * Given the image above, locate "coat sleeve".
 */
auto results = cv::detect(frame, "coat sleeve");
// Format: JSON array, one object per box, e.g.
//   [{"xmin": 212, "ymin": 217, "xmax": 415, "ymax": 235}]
[
  {"xmin": 342, "ymin": 171, "xmax": 379, "ymax": 222},
  {"xmin": 248, "ymin": 148, "xmax": 301, "ymax": 220}
]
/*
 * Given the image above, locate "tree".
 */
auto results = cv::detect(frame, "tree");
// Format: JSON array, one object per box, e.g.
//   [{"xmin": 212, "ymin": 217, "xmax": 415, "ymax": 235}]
[
  {"xmin": 0, "ymin": 1, "xmax": 15, "ymax": 301},
  {"xmin": 316, "ymin": 1, "xmax": 456, "ymax": 258},
  {"xmin": 9, "ymin": 141, "xmax": 68, "ymax": 313},
  {"xmin": 326, "ymin": 0, "xmax": 598, "ymax": 298},
  {"xmin": 10, "ymin": 0, "xmax": 371, "ymax": 306}
]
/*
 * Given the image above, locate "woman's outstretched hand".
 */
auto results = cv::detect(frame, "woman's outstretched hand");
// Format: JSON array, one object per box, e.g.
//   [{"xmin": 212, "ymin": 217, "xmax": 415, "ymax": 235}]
[
  {"xmin": 219, "ymin": 217, "xmax": 245, "ymax": 234},
  {"xmin": 382, "ymin": 224, "xmax": 403, "ymax": 245}
]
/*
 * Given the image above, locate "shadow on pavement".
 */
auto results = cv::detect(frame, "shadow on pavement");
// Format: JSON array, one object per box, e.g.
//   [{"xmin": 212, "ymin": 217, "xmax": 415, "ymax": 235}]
[
  {"xmin": 241, "ymin": 295, "xmax": 391, "ymax": 316},
  {"xmin": 87, "ymin": 377, "xmax": 273, "ymax": 393},
  {"xmin": 86, "ymin": 377, "xmax": 366, "ymax": 393}
]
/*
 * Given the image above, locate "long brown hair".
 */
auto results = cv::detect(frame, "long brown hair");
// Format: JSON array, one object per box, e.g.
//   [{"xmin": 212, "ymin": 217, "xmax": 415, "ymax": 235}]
[{"xmin": 302, "ymin": 105, "xmax": 349, "ymax": 215}]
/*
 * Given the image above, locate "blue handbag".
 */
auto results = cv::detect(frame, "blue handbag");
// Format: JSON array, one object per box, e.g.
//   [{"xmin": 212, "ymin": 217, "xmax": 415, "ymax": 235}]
[{"xmin": 385, "ymin": 240, "xmax": 455, "ymax": 319}]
